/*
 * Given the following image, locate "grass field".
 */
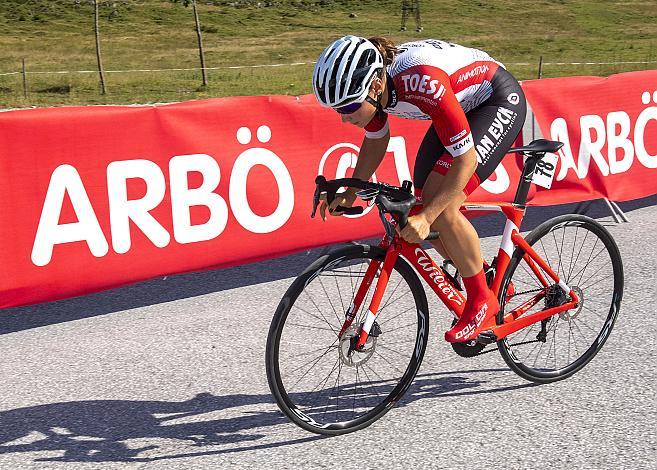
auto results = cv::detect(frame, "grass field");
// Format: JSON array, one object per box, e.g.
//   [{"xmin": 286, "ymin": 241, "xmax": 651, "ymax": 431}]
[{"xmin": 0, "ymin": 0, "xmax": 656, "ymax": 108}]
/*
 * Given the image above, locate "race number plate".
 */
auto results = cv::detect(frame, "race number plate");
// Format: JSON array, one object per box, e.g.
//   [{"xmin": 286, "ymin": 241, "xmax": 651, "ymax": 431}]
[{"xmin": 531, "ymin": 153, "xmax": 559, "ymax": 189}]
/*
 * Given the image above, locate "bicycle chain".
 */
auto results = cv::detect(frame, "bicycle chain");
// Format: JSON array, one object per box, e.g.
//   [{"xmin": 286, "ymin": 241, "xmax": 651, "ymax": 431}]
[{"xmin": 507, "ymin": 287, "xmax": 546, "ymax": 298}]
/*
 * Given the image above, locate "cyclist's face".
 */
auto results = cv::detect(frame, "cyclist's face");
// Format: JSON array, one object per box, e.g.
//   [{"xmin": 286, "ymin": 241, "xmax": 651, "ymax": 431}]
[
  {"xmin": 339, "ymin": 77, "xmax": 384, "ymax": 128},
  {"xmin": 339, "ymin": 94, "xmax": 377, "ymax": 127}
]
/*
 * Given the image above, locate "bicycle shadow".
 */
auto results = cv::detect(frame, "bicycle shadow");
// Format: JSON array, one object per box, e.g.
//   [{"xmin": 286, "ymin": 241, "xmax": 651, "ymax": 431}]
[{"xmin": 0, "ymin": 368, "xmax": 533, "ymax": 463}]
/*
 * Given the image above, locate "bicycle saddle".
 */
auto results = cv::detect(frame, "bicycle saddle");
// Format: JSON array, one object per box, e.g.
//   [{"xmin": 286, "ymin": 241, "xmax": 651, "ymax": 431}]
[{"xmin": 508, "ymin": 139, "xmax": 563, "ymax": 154}]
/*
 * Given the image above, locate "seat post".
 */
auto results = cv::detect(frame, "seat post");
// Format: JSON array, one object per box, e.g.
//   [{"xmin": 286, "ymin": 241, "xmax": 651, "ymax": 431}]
[{"xmin": 513, "ymin": 153, "xmax": 543, "ymax": 206}]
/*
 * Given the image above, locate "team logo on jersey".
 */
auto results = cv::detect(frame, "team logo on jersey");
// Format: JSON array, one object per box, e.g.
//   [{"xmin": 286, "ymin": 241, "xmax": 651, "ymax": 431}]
[
  {"xmin": 449, "ymin": 129, "xmax": 467, "ymax": 143},
  {"xmin": 476, "ymin": 106, "xmax": 518, "ymax": 164},
  {"xmin": 456, "ymin": 65, "xmax": 490, "ymax": 84},
  {"xmin": 507, "ymin": 93, "xmax": 520, "ymax": 105},
  {"xmin": 400, "ymin": 74, "xmax": 446, "ymax": 100}
]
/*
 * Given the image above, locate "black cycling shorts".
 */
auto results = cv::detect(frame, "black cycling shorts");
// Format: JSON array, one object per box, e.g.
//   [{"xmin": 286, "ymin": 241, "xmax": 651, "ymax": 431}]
[{"xmin": 413, "ymin": 67, "xmax": 527, "ymax": 195}]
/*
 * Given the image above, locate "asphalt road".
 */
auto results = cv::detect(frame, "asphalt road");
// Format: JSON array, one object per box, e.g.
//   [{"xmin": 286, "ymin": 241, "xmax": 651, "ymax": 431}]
[{"xmin": 0, "ymin": 197, "xmax": 655, "ymax": 469}]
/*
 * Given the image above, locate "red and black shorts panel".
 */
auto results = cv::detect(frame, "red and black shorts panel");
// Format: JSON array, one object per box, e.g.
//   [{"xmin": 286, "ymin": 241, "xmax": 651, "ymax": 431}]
[{"xmin": 413, "ymin": 67, "xmax": 527, "ymax": 196}]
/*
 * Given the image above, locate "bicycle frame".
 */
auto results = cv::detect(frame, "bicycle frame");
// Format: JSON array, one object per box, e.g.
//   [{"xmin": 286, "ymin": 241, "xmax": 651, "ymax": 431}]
[{"xmin": 339, "ymin": 201, "xmax": 581, "ymax": 349}]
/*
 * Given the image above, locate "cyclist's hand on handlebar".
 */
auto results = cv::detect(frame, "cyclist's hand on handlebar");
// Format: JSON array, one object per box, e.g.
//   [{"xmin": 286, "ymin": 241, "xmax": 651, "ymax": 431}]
[
  {"xmin": 319, "ymin": 189, "xmax": 358, "ymax": 221},
  {"xmin": 397, "ymin": 213, "xmax": 432, "ymax": 243}
]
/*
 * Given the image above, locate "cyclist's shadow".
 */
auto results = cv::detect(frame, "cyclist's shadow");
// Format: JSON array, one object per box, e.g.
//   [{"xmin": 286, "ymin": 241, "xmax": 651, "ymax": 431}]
[{"xmin": 0, "ymin": 369, "xmax": 533, "ymax": 462}]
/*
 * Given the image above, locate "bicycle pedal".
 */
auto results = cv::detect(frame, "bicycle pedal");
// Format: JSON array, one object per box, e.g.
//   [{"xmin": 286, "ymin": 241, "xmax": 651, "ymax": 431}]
[{"xmin": 476, "ymin": 331, "xmax": 497, "ymax": 345}]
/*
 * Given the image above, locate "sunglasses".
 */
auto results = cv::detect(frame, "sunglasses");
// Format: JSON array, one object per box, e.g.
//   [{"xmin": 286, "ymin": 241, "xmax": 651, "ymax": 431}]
[
  {"xmin": 334, "ymin": 101, "xmax": 363, "ymax": 114},
  {"xmin": 333, "ymin": 95, "xmax": 380, "ymax": 115}
]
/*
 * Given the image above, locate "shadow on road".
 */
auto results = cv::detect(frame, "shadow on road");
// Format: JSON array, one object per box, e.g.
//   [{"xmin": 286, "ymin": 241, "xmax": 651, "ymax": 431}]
[
  {"xmin": 1, "ymin": 194, "xmax": 653, "ymax": 335},
  {"xmin": 0, "ymin": 368, "xmax": 533, "ymax": 462}
]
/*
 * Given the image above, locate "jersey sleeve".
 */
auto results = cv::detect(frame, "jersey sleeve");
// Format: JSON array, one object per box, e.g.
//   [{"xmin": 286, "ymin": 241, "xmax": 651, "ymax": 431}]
[
  {"xmin": 401, "ymin": 65, "xmax": 474, "ymax": 157},
  {"xmin": 364, "ymin": 112, "xmax": 389, "ymax": 139}
]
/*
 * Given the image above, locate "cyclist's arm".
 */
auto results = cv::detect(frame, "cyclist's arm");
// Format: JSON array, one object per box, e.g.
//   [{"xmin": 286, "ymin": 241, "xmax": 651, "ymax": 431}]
[
  {"xmin": 345, "ymin": 111, "xmax": 391, "ymax": 187},
  {"xmin": 353, "ymin": 131, "xmax": 390, "ymax": 180},
  {"xmin": 400, "ymin": 65, "xmax": 477, "ymax": 221},
  {"xmin": 322, "ymin": 129, "xmax": 390, "ymax": 219}
]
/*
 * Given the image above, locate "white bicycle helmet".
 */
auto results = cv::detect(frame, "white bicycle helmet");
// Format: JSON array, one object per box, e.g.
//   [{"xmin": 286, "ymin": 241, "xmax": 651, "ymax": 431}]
[{"xmin": 312, "ymin": 35, "xmax": 384, "ymax": 108}]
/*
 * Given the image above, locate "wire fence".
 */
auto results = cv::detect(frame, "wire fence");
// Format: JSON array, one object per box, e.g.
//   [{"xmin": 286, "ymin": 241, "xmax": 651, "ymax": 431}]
[
  {"xmin": 1, "ymin": 58, "xmax": 656, "ymax": 108},
  {"xmin": 3, "ymin": 59, "xmax": 657, "ymax": 77}
]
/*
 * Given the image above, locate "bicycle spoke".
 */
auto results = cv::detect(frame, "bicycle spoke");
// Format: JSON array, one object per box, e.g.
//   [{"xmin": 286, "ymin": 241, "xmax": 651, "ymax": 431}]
[
  {"xmin": 377, "ymin": 275, "xmax": 404, "ymax": 313},
  {"xmin": 377, "ymin": 342, "xmax": 413, "ymax": 360},
  {"xmin": 570, "ymin": 238, "xmax": 601, "ymax": 285},
  {"xmin": 581, "ymin": 304, "xmax": 607, "ymax": 322},
  {"xmin": 287, "ymin": 322, "xmax": 338, "ymax": 333},
  {"xmin": 317, "ymin": 275, "xmax": 343, "ymax": 327},
  {"xmin": 567, "ymin": 226, "xmax": 579, "ymax": 282},
  {"xmin": 296, "ymin": 355, "xmax": 341, "ymax": 409},
  {"xmin": 518, "ymin": 260, "xmax": 545, "ymax": 290},
  {"xmin": 496, "ymin": 217, "xmax": 621, "ymax": 383},
  {"xmin": 291, "ymin": 344, "xmax": 339, "ymax": 359},
  {"xmin": 578, "ymin": 265, "xmax": 614, "ymax": 292},
  {"xmin": 382, "ymin": 323, "xmax": 416, "ymax": 334},
  {"xmin": 372, "ymin": 348, "xmax": 407, "ymax": 377},
  {"xmin": 293, "ymin": 301, "xmax": 339, "ymax": 336},
  {"xmin": 567, "ymin": 228, "xmax": 590, "ymax": 283},
  {"xmin": 285, "ymin": 338, "xmax": 340, "ymax": 389},
  {"xmin": 377, "ymin": 305, "xmax": 416, "ymax": 327}
]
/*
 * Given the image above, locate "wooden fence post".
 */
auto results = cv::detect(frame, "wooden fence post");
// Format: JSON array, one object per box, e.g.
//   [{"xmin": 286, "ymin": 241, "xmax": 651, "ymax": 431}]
[
  {"xmin": 22, "ymin": 58, "xmax": 28, "ymax": 99},
  {"xmin": 94, "ymin": 0, "xmax": 108, "ymax": 95},
  {"xmin": 192, "ymin": 0, "xmax": 208, "ymax": 87}
]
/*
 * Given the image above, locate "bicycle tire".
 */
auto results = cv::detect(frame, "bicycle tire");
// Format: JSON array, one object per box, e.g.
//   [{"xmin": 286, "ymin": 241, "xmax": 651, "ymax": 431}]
[
  {"xmin": 266, "ymin": 244, "xmax": 429, "ymax": 435},
  {"xmin": 497, "ymin": 214, "xmax": 623, "ymax": 383}
]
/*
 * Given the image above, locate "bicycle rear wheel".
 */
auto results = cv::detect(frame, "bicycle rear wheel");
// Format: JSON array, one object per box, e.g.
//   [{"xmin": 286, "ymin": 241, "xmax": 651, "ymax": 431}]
[
  {"xmin": 266, "ymin": 244, "xmax": 429, "ymax": 435},
  {"xmin": 497, "ymin": 214, "xmax": 623, "ymax": 383}
]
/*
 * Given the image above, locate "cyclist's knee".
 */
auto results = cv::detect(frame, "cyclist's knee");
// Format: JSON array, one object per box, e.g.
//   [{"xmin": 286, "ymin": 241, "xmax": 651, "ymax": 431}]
[{"xmin": 432, "ymin": 202, "xmax": 462, "ymax": 230}]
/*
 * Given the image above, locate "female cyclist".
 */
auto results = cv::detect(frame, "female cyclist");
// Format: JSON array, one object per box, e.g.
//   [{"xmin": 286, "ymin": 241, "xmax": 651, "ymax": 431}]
[{"xmin": 312, "ymin": 35, "xmax": 527, "ymax": 343}]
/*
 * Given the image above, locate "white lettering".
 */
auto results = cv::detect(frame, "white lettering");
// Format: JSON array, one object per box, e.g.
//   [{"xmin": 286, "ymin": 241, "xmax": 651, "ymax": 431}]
[
  {"xmin": 480, "ymin": 163, "xmax": 510, "ymax": 194},
  {"xmin": 434, "ymin": 84, "xmax": 445, "ymax": 100},
  {"xmin": 409, "ymin": 74, "xmax": 420, "ymax": 91},
  {"xmin": 229, "ymin": 148, "xmax": 294, "ymax": 233},
  {"xmin": 606, "ymin": 111, "xmax": 633, "ymax": 174},
  {"xmin": 414, "ymin": 248, "xmax": 463, "ymax": 306},
  {"xmin": 418, "ymin": 75, "xmax": 429, "ymax": 93},
  {"xmin": 169, "ymin": 154, "xmax": 228, "ymax": 244},
  {"xmin": 107, "ymin": 160, "xmax": 170, "ymax": 254},
  {"xmin": 401, "ymin": 75, "xmax": 411, "ymax": 92},
  {"xmin": 427, "ymin": 79, "xmax": 438, "ymax": 95},
  {"xmin": 635, "ymin": 106, "xmax": 657, "ymax": 168},
  {"xmin": 31, "ymin": 165, "xmax": 109, "ymax": 267},
  {"xmin": 578, "ymin": 114, "xmax": 610, "ymax": 177},
  {"xmin": 552, "ymin": 117, "xmax": 583, "ymax": 181}
]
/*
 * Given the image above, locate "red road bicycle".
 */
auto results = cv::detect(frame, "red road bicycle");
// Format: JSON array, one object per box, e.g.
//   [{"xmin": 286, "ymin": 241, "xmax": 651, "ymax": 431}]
[{"xmin": 265, "ymin": 139, "xmax": 623, "ymax": 435}]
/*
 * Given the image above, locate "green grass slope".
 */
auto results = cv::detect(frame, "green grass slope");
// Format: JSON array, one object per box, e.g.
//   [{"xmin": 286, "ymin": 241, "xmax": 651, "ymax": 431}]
[{"xmin": 0, "ymin": 0, "xmax": 655, "ymax": 107}]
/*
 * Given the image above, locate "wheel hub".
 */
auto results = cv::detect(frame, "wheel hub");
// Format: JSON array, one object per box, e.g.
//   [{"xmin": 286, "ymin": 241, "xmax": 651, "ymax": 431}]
[
  {"xmin": 339, "ymin": 324, "xmax": 377, "ymax": 367},
  {"xmin": 559, "ymin": 286, "xmax": 584, "ymax": 320}
]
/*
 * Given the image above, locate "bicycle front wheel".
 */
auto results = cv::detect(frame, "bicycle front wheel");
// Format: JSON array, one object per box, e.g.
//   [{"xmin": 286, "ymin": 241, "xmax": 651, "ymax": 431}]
[
  {"xmin": 266, "ymin": 244, "xmax": 429, "ymax": 435},
  {"xmin": 497, "ymin": 214, "xmax": 623, "ymax": 383}
]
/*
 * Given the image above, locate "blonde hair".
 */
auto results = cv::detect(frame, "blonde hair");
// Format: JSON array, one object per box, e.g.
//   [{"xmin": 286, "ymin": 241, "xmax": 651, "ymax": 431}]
[{"xmin": 368, "ymin": 36, "xmax": 398, "ymax": 67}]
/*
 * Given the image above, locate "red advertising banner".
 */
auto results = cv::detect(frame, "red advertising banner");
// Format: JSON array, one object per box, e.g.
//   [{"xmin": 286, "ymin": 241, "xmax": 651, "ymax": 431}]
[
  {"xmin": 0, "ymin": 70, "xmax": 656, "ymax": 308},
  {"xmin": 522, "ymin": 70, "xmax": 657, "ymax": 205}
]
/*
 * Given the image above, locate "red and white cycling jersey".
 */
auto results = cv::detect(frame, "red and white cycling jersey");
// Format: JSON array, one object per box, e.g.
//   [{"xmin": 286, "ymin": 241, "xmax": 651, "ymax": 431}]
[{"xmin": 365, "ymin": 39, "xmax": 503, "ymax": 157}]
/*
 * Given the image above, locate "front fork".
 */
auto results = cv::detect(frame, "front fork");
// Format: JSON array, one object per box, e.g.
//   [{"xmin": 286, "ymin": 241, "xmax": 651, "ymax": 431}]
[{"xmin": 338, "ymin": 242, "xmax": 400, "ymax": 351}]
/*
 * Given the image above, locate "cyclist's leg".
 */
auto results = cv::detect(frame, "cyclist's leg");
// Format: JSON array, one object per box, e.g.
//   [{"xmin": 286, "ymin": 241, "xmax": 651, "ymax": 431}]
[
  {"xmin": 412, "ymin": 125, "xmax": 452, "ymax": 261},
  {"xmin": 427, "ymin": 68, "xmax": 527, "ymax": 342},
  {"xmin": 427, "ymin": 67, "xmax": 527, "ymax": 254},
  {"xmin": 414, "ymin": 127, "xmax": 487, "ymax": 269},
  {"xmin": 467, "ymin": 67, "xmax": 527, "ymax": 184},
  {"xmin": 421, "ymin": 170, "xmax": 481, "ymax": 277}
]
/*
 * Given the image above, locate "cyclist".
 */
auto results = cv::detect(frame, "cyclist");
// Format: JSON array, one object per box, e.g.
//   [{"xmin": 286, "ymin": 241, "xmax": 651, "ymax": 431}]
[{"xmin": 312, "ymin": 35, "xmax": 527, "ymax": 343}]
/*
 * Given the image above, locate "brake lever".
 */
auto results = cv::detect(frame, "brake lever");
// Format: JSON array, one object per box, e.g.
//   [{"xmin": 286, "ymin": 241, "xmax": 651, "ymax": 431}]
[
  {"xmin": 311, "ymin": 175, "xmax": 328, "ymax": 218},
  {"xmin": 335, "ymin": 205, "xmax": 364, "ymax": 215}
]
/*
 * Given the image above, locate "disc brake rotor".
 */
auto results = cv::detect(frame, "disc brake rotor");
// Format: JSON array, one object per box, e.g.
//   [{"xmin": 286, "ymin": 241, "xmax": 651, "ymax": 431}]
[
  {"xmin": 339, "ymin": 324, "xmax": 377, "ymax": 367},
  {"xmin": 559, "ymin": 286, "xmax": 584, "ymax": 320}
]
